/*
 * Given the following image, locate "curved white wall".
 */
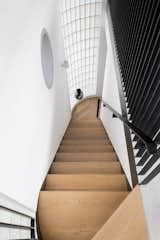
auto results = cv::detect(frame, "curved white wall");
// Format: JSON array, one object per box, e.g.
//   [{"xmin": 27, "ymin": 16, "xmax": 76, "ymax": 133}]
[{"xmin": 0, "ymin": 0, "xmax": 71, "ymax": 212}]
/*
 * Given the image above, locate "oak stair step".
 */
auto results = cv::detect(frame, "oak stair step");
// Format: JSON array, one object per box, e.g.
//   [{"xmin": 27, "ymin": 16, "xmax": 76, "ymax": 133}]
[
  {"xmin": 45, "ymin": 174, "xmax": 128, "ymax": 191},
  {"xmin": 58, "ymin": 145, "xmax": 113, "ymax": 153},
  {"xmin": 55, "ymin": 152, "xmax": 117, "ymax": 162},
  {"xmin": 64, "ymin": 132, "xmax": 107, "ymax": 139},
  {"xmin": 72, "ymin": 104, "xmax": 98, "ymax": 120},
  {"xmin": 91, "ymin": 186, "xmax": 149, "ymax": 240},
  {"xmin": 71, "ymin": 102, "xmax": 91, "ymax": 118},
  {"xmin": 38, "ymin": 191, "xmax": 128, "ymax": 240},
  {"xmin": 69, "ymin": 120, "xmax": 103, "ymax": 128},
  {"xmin": 61, "ymin": 139, "xmax": 110, "ymax": 145},
  {"xmin": 50, "ymin": 162, "xmax": 122, "ymax": 174},
  {"xmin": 66, "ymin": 128, "xmax": 106, "ymax": 134}
]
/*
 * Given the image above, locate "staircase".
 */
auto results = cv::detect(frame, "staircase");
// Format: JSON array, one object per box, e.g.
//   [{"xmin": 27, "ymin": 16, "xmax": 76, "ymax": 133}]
[{"xmin": 37, "ymin": 98, "xmax": 129, "ymax": 240}]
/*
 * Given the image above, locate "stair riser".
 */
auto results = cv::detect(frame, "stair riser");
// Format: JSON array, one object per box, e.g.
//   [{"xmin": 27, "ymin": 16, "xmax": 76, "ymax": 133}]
[
  {"xmin": 58, "ymin": 147, "xmax": 113, "ymax": 153},
  {"xmin": 66, "ymin": 129, "xmax": 106, "ymax": 134},
  {"xmin": 61, "ymin": 141, "xmax": 110, "ymax": 145},
  {"xmin": 50, "ymin": 164, "xmax": 122, "ymax": 174},
  {"xmin": 51, "ymin": 169, "xmax": 121, "ymax": 174},
  {"xmin": 55, "ymin": 153, "xmax": 117, "ymax": 162},
  {"xmin": 64, "ymin": 135, "xmax": 107, "ymax": 140},
  {"xmin": 69, "ymin": 125, "xmax": 102, "ymax": 128}
]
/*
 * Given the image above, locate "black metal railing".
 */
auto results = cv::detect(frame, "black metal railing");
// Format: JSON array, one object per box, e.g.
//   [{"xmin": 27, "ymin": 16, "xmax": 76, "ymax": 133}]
[
  {"xmin": 0, "ymin": 205, "xmax": 37, "ymax": 240},
  {"xmin": 97, "ymin": 97, "xmax": 160, "ymax": 185},
  {"xmin": 98, "ymin": 99, "xmax": 159, "ymax": 155},
  {"xmin": 106, "ymin": 0, "xmax": 160, "ymax": 185}
]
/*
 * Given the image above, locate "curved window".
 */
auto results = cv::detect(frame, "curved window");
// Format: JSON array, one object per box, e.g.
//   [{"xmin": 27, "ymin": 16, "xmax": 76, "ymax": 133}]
[
  {"xmin": 61, "ymin": 1, "xmax": 103, "ymax": 106},
  {"xmin": 41, "ymin": 30, "xmax": 54, "ymax": 89}
]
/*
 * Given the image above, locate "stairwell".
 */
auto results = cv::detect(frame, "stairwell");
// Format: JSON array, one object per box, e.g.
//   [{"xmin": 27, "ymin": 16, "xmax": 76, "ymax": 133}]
[{"xmin": 37, "ymin": 98, "xmax": 131, "ymax": 240}]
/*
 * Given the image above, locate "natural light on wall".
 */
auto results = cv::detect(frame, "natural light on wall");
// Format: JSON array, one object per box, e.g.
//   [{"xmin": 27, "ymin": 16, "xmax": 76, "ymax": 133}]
[{"xmin": 61, "ymin": 0, "xmax": 103, "ymax": 107}]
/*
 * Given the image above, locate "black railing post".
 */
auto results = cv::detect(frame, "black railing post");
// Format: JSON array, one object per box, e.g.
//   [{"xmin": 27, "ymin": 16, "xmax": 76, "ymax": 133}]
[
  {"xmin": 97, "ymin": 98, "xmax": 101, "ymax": 118},
  {"xmin": 31, "ymin": 218, "xmax": 36, "ymax": 239}
]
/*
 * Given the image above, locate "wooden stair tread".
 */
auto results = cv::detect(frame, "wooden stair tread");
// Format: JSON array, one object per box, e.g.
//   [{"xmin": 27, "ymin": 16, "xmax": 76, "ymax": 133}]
[
  {"xmin": 70, "ymin": 119, "xmax": 101, "ymax": 123},
  {"xmin": 65, "ymin": 128, "xmax": 106, "ymax": 133},
  {"xmin": 69, "ymin": 121, "xmax": 103, "ymax": 128},
  {"xmin": 61, "ymin": 140, "xmax": 110, "ymax": 145},
  {"xmin": 45, "ymin": 174, "xmax": 128, "ymax": 191},
  {"xmin": 64, "ymin": 135, "xmax": 107, "ymax": 140},
  {"xmin": 64, "ymin": 128, "xmax": 107, "ymax": 139},
  {"xmin": 50, "ymin": 162, "xmax": 122, "ymax": 174},
  {"xmin": 38, "ymin": 191, "xmax": 128, "ymax": 240},
  {"xmin": 58, "ymin": 145, "xmax": 113, "ymax": 153},
  {"xmin": 64, "ymin": 131, "xmax": 108, "ymax": 139},
  {"xmin": 91, "ymin": 186, "xmax": 149, "ymax": 240},
  {"xmin": 55, "ymin": 152, "xmax": 117, "ymax": 162}
]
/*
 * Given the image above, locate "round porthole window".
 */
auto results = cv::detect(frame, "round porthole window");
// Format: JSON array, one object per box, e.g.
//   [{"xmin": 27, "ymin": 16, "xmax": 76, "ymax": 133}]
[{"xmin": 41, "ymin": 30, "xmax": 54, "ymax": 89}]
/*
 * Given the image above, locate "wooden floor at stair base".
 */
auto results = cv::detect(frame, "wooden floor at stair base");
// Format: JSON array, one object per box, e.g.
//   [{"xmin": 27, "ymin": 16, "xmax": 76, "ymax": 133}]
[
  {"xmin": 91, "ymin": 185, "xmax": 149, "ymax": 240},
  {"xmin": 38, "ymin": 191, "xmax": 128, "ymax": 240}
]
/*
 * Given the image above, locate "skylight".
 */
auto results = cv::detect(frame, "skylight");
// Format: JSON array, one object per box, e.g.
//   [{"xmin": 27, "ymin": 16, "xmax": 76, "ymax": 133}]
[{"xmin": 61, "ymin": 0, "xmax": 103, "ymax": 107}]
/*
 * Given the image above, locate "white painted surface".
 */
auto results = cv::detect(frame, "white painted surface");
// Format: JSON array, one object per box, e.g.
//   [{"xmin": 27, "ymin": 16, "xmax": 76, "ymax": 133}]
[
  {"xmin": 96, "ymin": 1, "xmax": 107, "ymax": 97},
  {"xmin": 96, "ymin": 29, "xmax": 107, "ymax": 97},
  {"xmin": 100, "ymin": 7, "xmax": 132, "ymax": 186},
  {"xmin": 140, "ymin": 159, "xmax": 160, "ymax": 240},
  {"xmin": 0, "ymin": 192, "xmax": 35, "ymax": 218},
  {"xmin": 140, "ymin": 182, "xmax": 160, "ymax": 240},
  {"xmin": 0, "ymin": 0, "xmax": 71, "ymax": 211},
  {"xmin": 0, "ymin": 193, "xmax": 31, "ymax": 239},
  {"xmin": 0, "ymin": 193, "xmax": 35, "ymax": 239}
]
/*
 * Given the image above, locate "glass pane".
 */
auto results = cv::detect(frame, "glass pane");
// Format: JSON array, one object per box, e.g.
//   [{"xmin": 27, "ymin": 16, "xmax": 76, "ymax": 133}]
[{"xmin": 61, "ymin": 0, "xmax": 102, "ymax": 107}]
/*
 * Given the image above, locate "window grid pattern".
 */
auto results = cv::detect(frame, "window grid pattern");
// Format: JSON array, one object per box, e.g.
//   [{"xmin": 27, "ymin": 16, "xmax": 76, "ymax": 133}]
[{"xmin": 61, "ymin": 0, "xmax": 103, "ymax": 106}]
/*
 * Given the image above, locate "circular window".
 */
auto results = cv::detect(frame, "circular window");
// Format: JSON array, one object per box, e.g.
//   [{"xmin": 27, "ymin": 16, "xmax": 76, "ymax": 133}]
[{"xmin": 41, "ymin": 30, "xmax": 54, "ymax": 89}]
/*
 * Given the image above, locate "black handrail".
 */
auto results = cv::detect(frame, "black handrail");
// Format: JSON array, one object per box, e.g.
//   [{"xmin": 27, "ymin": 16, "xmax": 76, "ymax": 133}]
[{"xmin": 98, "ymin": 98, "xmax": 158, "ymax": 155}]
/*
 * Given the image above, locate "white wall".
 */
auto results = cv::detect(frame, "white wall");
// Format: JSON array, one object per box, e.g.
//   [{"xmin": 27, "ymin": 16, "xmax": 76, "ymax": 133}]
[
  {"xmin": 0, "ymin": 0, "xmax": 71, "ymax": 212},
  {"xmin": 139, "ymin": 154, "xmax": 160, "ymax": 240},
  {"xmin": 96, "ymin": 1, "xmax": 107, "ymax": 97},
  {"xmin": 96, "ymin": 29, "xmax": 107, "ymax": 97},
  {"xmin": 140, "ymin": 176, "xmax": 160, "ymax": 240},
  {"xmin": 100, "ymin": 7, "xmax": 132, "ymax": 186}
]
